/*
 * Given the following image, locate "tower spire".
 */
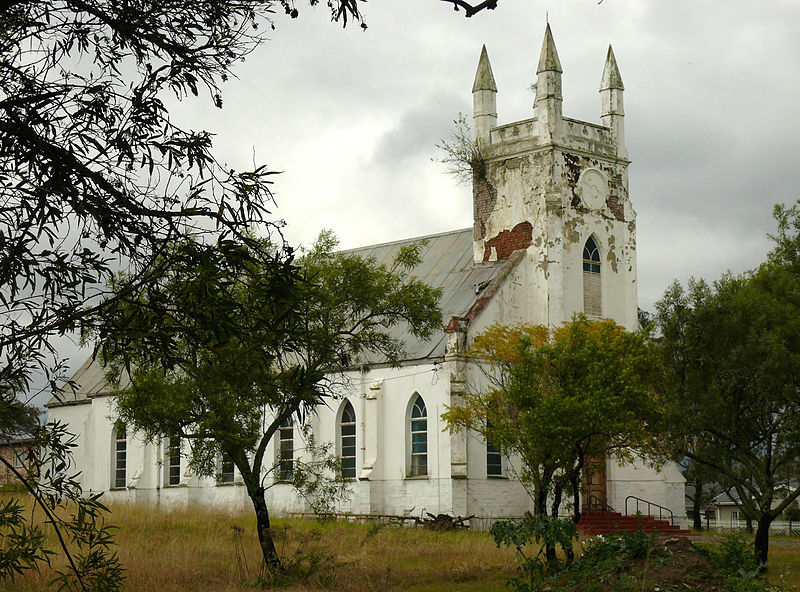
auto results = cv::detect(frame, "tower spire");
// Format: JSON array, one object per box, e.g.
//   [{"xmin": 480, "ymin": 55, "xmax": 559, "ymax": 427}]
[
  {"xmin": 537, "ymin": 23, "xmax": 562, "ymax": 74},
  {"xmin": 472, "ymin": 44, "xmax": 497, "ymax": 147},
  {"xmin": 600, "ymin": 45, "xmax": 627, "ymax": 159},
  {"xmin": 472, "ymin": 45, "xmax": 497, "ymax": 92},
  {"xmin": 534, "ymin": 24, "xmax": 562, "ymax": 141},
  {"xmin": 600, "ymin": 45, "xmax": 624, "ymax": 91}
]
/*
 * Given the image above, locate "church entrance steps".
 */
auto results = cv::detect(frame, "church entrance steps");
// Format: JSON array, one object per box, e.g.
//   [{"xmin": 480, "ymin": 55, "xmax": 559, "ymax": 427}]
[{"xmin": 578, "ymin": 510, "xmax": 693, "ymax": 536}]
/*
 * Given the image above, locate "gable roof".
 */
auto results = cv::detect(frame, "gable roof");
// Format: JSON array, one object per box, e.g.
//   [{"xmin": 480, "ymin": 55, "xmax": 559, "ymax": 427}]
[{"xmin": 48, "ymin": 227, "xmax": 513, "ymax": 407}]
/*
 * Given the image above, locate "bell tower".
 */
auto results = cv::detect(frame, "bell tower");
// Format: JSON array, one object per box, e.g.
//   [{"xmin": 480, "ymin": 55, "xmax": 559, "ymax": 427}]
[{"xmin": 470, "ymin": 26, "xmax": 637, "ymax": 329}]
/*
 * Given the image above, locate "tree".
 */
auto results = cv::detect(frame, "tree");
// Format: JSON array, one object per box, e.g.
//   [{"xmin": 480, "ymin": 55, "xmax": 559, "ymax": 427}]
[
  {"xmin": 90, "ymin": 232, "xmax": 441, "ymax": 575},
  {"xmin": 0, "ymin": 0, "xmax": 368, "ymax": 584},
  {"xmin": 680, "ymin": 455, "xmax": 722, "ymax": 531},
  {"xmin": 443, "ymin": 318, "xmax": 662, "ymax": 559},
  {"xmin": 0, "ymin": 0, "xmax": 494, "ymax": 582},
  {"xmin": 656, "ymin": 203, "xmax": 800, "ymax": 566}
]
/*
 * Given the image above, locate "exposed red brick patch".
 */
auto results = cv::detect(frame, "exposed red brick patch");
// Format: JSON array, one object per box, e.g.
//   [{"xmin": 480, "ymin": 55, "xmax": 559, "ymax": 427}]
[
  {"xmin": 473, "ymin": 172, "xmax": 496, "ymax": 241},
  {"xmin": 445, "ymin": 316, "xmax": 470, "ymax": 333},
  {"xmin": 482, "ymin": 221, "xmax": 533, "ymax": 262}
]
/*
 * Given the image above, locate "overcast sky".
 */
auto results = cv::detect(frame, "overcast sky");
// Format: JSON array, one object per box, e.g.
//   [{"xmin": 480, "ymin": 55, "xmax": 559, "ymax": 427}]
[
  {"xmin": 173, "ymin": 0, "xmax": 798, "ymax": 311},
  {"xmin": 39, "ymin": 0, "xmax": 800, "ymax": 407}
]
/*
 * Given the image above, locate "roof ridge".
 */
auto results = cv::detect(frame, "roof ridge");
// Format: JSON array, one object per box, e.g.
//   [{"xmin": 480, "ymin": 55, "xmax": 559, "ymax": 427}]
[{"xmin": 339, "ymin": 227, "xmax": 472, "ymax": 254}]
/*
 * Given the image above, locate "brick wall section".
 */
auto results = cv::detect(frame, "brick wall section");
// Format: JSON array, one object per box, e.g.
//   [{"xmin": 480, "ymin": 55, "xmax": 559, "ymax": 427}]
[
  {"xmin": 607, "ymin": 195, "xmax": 624, "ymax": 221},
  {"xmin": 483, "ymin": 221, "xmax": 533, "ymax": 262},
  {"xmin": 0, "ymin": 444, "xmax": 34, "ymax": 486},
  {"xmin": 472, "ymin": 170, "xmax": 497, "ymax": 241}
]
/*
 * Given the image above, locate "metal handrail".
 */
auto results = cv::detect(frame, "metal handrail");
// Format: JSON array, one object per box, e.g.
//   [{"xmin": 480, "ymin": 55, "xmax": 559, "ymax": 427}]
[
  {"xmin": 624, "ymin": 495, "xmax": 674, "ymax": 526},
  {"xmin": 587, "ymin": 494, "xmax": 615, "ymax": 514}
]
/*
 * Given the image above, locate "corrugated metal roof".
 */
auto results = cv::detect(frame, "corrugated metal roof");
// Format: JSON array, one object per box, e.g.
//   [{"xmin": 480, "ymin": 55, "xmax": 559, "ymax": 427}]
[
  {"xmin": 48, "ymin": 227, "xmax": 507, "ymax": 407},
  {"xmin": 46, "ymin": 353, "xmax": 130, "ymax": 408},
  {"xmin": 342, "ymin": 228, "xmax": 505, "ymax": 361}
]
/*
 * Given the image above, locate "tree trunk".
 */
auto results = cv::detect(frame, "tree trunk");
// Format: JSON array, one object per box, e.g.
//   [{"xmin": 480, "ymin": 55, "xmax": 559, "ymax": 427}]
[
  {"xmin": 570, "ymin": 473, "xmax": 581, "ymax": 524},
  {"xmin": 692, "ymin": 479, "xmax": 703, "ymax": 531},
  {"xmin": 551, "ymin": 481, "xmax": 563, "ymax": 518},
  {"xmin": 754, "ymin": 514, "xmax": 773, "ymax": 568},
  {"xmin": 248, "ymin": 486, "xmax": 281, "ymax": 574},
  {"xmin": 745, "ymin": 514, "xmax": 753, "ymax": 534}
]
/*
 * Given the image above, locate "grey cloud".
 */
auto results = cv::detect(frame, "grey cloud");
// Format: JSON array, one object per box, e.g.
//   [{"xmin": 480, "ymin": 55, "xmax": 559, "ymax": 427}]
[{"xmin": 371, "ymin": 91, "xmax": 468, "ymax": 166}]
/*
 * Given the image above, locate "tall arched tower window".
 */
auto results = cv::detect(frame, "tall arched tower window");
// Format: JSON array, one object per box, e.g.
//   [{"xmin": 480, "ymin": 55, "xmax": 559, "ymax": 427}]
[
  {"xmin": 582, "ymin": 236, "xmax": 601, "ymax": 316},
  {"xmin": 339, "ymin": 401, "xmax": 357, "ymax": 479},
  {"xmin": 409, "ymin": 394, "xmax": 428, "ymax": 477},
  {"xmin": 113, "ymin": 422, "xmax": 127, "ymax": 489}
]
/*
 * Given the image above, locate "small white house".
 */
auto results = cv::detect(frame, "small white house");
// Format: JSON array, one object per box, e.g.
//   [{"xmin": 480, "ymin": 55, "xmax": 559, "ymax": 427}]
[{"xmin": 47, "ymin": 26, "xmax": 686, "ymax": 522}]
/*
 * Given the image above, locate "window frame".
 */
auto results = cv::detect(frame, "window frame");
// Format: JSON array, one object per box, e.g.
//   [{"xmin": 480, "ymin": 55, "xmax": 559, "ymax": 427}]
[
  {"xmin": 339, "ymin": 400, "xmax": 357, "ymax": 480},
  {"xmin": 218, "ymin": 451, "xmax": 235, "ymax": 484},
  {"xmin": 486, "ymin": 438, "xmax": 503, "ymax": 477},
  {"xmin": 409, "ymin": 393, "xmax": 428, "ymax": 478},
  {"xmin": 166, "ymin": 435, "xmax": 181, "ymax": 486},
  {"xmin": 12, "ymin": 448, "xmax": 26, "ymax": 468},
  {"xmin": 277, "ymin": 417, "xmax": 294, "ymax": 482},
  {"xmin": 113, "ymin": 422, "xmax": 127, "ymax": 489},
  {"xmin": 582, "ymin": 235, "xmax": 602, "ymax": 316}
]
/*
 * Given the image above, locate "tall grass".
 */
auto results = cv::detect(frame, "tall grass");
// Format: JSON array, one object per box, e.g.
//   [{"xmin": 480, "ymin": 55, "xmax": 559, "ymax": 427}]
[{"xmin": 3, "ymin": 495, "xmax": 514, "ymax": 591}]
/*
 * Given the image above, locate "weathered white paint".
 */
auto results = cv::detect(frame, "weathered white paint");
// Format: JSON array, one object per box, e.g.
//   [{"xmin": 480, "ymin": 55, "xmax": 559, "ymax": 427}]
[{"xmin": 48, "ymin": 27, "xmax": 684, "ymax": 523}]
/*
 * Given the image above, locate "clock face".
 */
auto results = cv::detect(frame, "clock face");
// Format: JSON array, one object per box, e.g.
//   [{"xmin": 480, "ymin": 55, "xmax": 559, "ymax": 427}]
[{"xmin": 579, "ymin": 169, "xmax": 608, "ymax": 210}]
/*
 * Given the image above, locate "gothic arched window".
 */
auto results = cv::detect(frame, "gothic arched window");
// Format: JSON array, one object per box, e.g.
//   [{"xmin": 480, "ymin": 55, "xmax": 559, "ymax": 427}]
[
  {"xmin": 339, "ymin": 401, "xmax": 357, "ymax": 479},
  {"xmin": 409, "ymin": 394, "xmax": 428, "ymax": 477},
  {"xmin": 582, "ymin": 236, "xmax": 601, "ymax": 316}
]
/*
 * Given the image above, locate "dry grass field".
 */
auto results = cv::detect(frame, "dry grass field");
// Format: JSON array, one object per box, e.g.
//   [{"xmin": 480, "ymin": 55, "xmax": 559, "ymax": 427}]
[
  {"xmin": 4, "ymin": 494, "xmax": 800, "ymax": 591},
  {"xmin": 3, "ymin": 498, "xmax": 516, "ymax": 591}
]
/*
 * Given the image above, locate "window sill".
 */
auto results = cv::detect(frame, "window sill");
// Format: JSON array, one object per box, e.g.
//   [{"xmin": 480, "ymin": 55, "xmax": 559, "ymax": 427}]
[
  {"xmin": 274, "ymin": 480, "xmax": 294, "ymax": 485},
  {"xmin": 215, "ymin": 481, "xmax": 240, "ymax": 487},
  {"xmin": 487, "ymin": 474, "xmax": 509, "ymax": 480},
  {"xmin": 110, "ymin": 487, "xmax": 127, "ymax": 491},
  {"xmin": 404, "ymin": 475, "xmax": 429, "ymax": 480}
]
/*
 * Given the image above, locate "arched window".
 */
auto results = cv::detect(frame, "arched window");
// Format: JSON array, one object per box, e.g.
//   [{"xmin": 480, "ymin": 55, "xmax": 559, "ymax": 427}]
[
  {"xmin": 582, "ymin": 236, "xmax": 601, "ymax": 316},
  {"xmin": 278, "ymin": 417, "xmax": 294, "ymax": 482},
  {"xmin": 339, "ymin": 401, "xmax": 357, "ymax": 479},
  {"xmin": 166, "ymin": 435, "xmax": 181, "ymax": 486},
  {"xmin": 113, "ymin": 422, "xmax": 127, "ymax": 489},
  {"xmin": 409, "ymin": 394, "xmax": 428, "ymax": 477}
]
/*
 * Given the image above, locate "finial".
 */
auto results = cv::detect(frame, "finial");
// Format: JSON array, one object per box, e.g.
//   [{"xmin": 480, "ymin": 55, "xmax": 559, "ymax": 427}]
[
  {"xmin": 537, "ymin": 23, "xmax": 562, "ymax": 74},
  {"xmin": 600, "ymin": 45, "xmax": 624, "ymax": 91},
  {"xmin": 472, "ymin": 44, "xmax": 497, "ymax": 92}
]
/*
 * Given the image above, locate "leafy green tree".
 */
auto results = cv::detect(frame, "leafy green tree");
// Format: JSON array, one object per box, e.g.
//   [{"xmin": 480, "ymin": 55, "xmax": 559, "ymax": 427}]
[
  {"xmin": 443, "ymin": 317, "xmax": 662, "ymax": 560},
  {"xmin": 91, "ymin": 232, "xmax": 441, "ymax": 574},
  {"xmin": 656, "ymin": 202, "xmax": 800, "ymax": 566},
  {"xmin": 0, "ymin": 0, "xmax": 493, "ymax": 583},
  {"xmin": 0, "ymin": 0, "xmax": 374, "ymax": 585}
]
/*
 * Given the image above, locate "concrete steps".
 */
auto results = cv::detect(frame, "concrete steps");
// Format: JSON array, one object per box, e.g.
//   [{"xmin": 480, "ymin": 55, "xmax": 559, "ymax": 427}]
[{"xmin": 578, "ymin": 510, "xmax": 692, "ymax": 536}]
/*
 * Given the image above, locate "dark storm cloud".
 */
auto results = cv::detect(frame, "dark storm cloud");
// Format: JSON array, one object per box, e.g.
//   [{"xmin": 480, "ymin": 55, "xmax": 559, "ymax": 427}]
[{"xmin": 371, "ymin": 91, "xmax": 468, "ymax": 167}]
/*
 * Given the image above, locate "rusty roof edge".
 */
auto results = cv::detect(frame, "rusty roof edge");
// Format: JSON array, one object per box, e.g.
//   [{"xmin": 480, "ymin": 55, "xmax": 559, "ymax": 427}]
[{"xmin": 464, "ymin": 248, "xmax": 526, "ymax": 324}]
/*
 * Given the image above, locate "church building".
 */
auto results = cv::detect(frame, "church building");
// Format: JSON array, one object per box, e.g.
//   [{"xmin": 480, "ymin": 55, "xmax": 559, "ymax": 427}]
[{"xmin": 47, "ymin": 26, "xmax": 686, "ymax": 523}]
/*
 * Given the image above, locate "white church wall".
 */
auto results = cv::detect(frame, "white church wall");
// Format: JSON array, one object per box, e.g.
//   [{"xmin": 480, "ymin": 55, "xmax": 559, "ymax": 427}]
[{"xmin": 606, "ymin": 456, "xmax": 687, "ymax": 521}]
